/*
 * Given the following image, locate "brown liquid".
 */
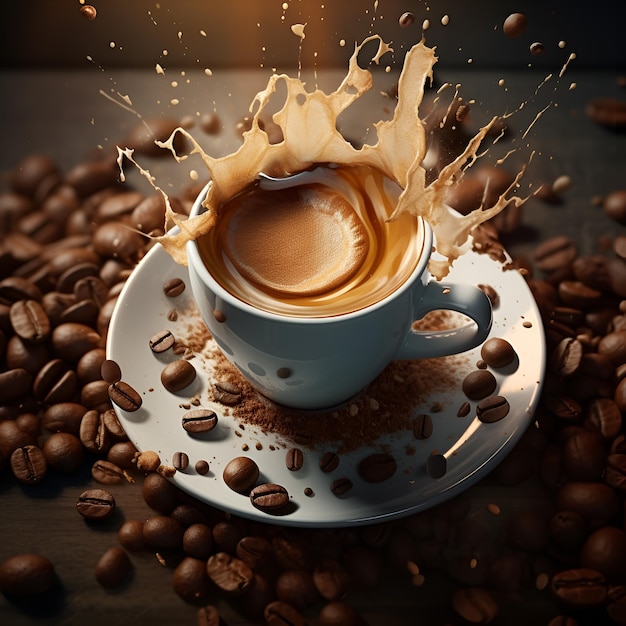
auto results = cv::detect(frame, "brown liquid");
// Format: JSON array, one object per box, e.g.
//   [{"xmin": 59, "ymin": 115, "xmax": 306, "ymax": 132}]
[{"xmin": 198, "ymin": 165, "xmax": 423, "ymax": 317}]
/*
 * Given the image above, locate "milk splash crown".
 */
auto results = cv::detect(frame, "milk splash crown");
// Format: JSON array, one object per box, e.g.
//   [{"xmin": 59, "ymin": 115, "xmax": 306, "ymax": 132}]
[{"xmin": 123, "ymin": 35, "xmax": 526, "ymax": 280}]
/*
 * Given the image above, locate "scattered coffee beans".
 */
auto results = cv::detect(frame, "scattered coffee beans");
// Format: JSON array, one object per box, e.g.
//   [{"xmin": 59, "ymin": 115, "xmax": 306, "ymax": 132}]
[
  {"xmin": 94, "ymin": 546, "xmax": 132, "ymax": 589},
  {"xmin": 76, "ymin": 488, "xmax": 116, "ymax": 520},
  {"xmin": 0, "ymin": 553, "xmax": 56, "ymax": 596},
  {"xmin": 161, "ymin": 359, "xmax": 196, "ymax": 392},
  {"xmin": 223, "ymin": 456, "xmax": 259, "ymax": 493},
  {"xmin": 182, "ymin": 408, "xmax": 218, "ymax": 434},
  {"xmin": 250, "ymin": 483, "xmax": 290, "ymax": 513}
]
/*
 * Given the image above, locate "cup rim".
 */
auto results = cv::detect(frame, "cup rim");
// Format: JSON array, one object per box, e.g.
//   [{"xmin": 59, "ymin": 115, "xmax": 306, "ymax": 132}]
[{"xmin": 186, "ymin": 180, "xmax": 433, "ymax": 323}]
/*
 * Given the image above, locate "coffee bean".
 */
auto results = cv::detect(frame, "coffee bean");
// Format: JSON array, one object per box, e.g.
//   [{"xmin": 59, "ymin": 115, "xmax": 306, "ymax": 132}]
[
  {"xmin": 80, "ymin": 379, "xmax": 111, "ymax": 410},
  {"xmin": 550, "ymin": 510, "xmax": 587, "ymax": 551},
  {"xmin": 92, "ymin": 222, "xmax": 144, "ymax": 262},
  {"xmin": 558, "ymin": 280, "xmax": 602, "ymax": 309},
  {"xmin": 250, "ymin": 483, "xmax": 290, "ymax": 512},
  {"xmin": 562, "ymin": 430, "xmax": 607, "ymax": 481},
  {"xmin": 585, "ymin": 398, "xmax": 622, "ymax": 439},
  {"xmin": 10, "ymin": 299, "xmax": 50, "ymax": 343},
  {"xmin": 42, "ymin": 432, "xmax": 84, "ymax": 473},
  {"xmin": 480, "ymin": 337, "xmax": 515, "ymax": 368},
  {"xmin": 161, "ymin": 359, "xmax": 196, "ymax": 392},
  {"xmin": 358, "ymin": 453, "xmax": 397, "ymax": 483},
  {"xmin": 452, "ymin": 587, "xmax": 498, "ymax": 623},
  {"xmin": 195, "ymin": 459, "xmax": 210, "ymax": 475},
  {"xmin": 182, "ymin": 408, "xmax": 218, "ymax": 434},
  {"xmin": 551, "ymin": 568, "xmax": 607, "ymax": 607},
  {"xmin": 604, "ymin": 190, "xmax": 626, "ymax": 223},
  {"xmin": 172, "ymin": 556, "xmax": 212, "ymax": 604},
  {"xmin": 543, "ymin": 392, "xmax": 582, "ymax": 420},
  {"xmin": 117, "ymin": 519, "xmax": 148, "ymax": 552},
  {"xmin": 142, "ymin": 471, "xmax": 179, "ymax": 513},
  {"xmin": 607, "ymin": 585, "xmax": 626, "ymax": 625},
  {"xmin": 462, "ymin": 370, "xmax": 497, "ymax": 400},
  {"xmin": 0, "ymin": 276, "xmax": 43, "ymax": 305},
  {"xmin": 503, "ymin": 12, "xmax": 527, "ymax": 38},
  {"xmin": 99, "ymin": 359, "xmax": 122, "ymax": 383},
  {"xmin": 580, "ymin": 526, "xmax": 626, "ymax": 583},
  {"xmin": 319, "ymin": 451, "xmax": 340, "ymax": 473},
  {"xmin": 163, "ymin": 277, "xmax": 186, "ymax": 297},
  {"xmin": 318, "ymin": 601, "xmax": 367, "ymax": 626},
  {"xmin": 149, "ymin": 329, "xmax": 175, "ymax": 353},
  {"xmin": 0, "ymin": 553, "xmax": 56, "ymax": 596},
  {"xmin": 206, "ymin": 552, "xmax": 253, "ymax": 595},
  {"xmin": 108, "ymin": 380, "xmax": 142, "ymax": 411},
  {"xmin": 413, "ymin": 413, "xmax": 433, "ymax": 439},
  {"xmin": 549, "ymin": 337, "xmax": 583, "ymax": 376},
  {"xmin": 33, "ymin": 358, "xmax": 77, "ymax": 404},
  {"xmin": 10, "ymin": 444, "xmax": 47, "ymax": 484},
  {"xmin": 605, "ymin": 454, "xmax": 626, "ymax": 491},
  {"xmin": 264, "ymin": 600, "xmax": 307, "ymax": 626},
  {"xmin": 477, "ymin": 396, "xmax": 510, "ymax": 423},
  {"xmin": 76, "ymin": 347, "xmax": 107, "ymax": 384},
  {"xmin": 41, "ymin": 402, "xmax": 85, "ymax": 435},
  {"xmin": 182, "ymin": 523, "xmax": 214, "ymax": 560},
  {"xmin": 56, "ymin": 262, "xmax": 99, "ymax": 294},
  {"xmin": 599, "ymin": 330, "xmax": 626, "ymax": 365},
  {"xmin": 143, "ymin": 515, "xmax": 184, "ymax": 548},
  {"xmin": 477, "ymin": 284, "xmax": 500, "ymax": 308},
  {"xmin": 0, "ymin": 367, "xmax": 32, "ymax": 403},
  {"xmin": 285, "ymin": 447, "xmax": 304, "ymax": 471},
  {"xmin": 51, "ymin": 322, "xmax": 101, "ymax": 362},
  {"xmin": 223, "ymin": 456, "xmax": 259, "ymax": 493},
  {"xmin": 76, "ymin": 488, "xmax": 116, "ymax": 519},
  {"xmin": 236, "ymin": 536, "xmax": 274, "ymax": 573},
  {"xmin": 275, "ymin": 569, "xmax": 319, "ymax": 609},
  {"xmin": 533, "ymin": 236, "xmax": 577, "ymax": 273},
  {"xmin": 426, "ymin": 453, "xmax": 447, "ymax": 479},
  {"xmin": 557, "ymin": 482, "xmax": 621, "ymax": 529},
  {"xmin": 91, "ymin": 459, "xmax": 126, "ymax": 485},
  {"xmin": 173, "ymin": 451, "xmax": 190, "ymax": 472},
  {"xmin": 330, "ymin": 478, "xmax": 353, "ymax": 497},
  {"xmin": 213, "ymin": 380, "xmax": 242, "ymax": 405},
  {"xmin": 587, "ymin": 98, "xmax": 626, "ymax": 129},
  {"xmin": 94, "ymin": 546, "xmax": 132, "ymax": 589}
]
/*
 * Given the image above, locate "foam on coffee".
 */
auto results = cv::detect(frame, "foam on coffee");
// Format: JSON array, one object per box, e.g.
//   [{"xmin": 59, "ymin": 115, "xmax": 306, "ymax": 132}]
[{"xmin": 222, "ymin": 184, "xmax": 369, "ymax": 297}]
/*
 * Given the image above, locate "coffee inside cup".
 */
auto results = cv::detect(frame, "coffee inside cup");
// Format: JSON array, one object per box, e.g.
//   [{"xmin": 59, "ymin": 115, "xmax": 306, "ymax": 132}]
[
  {"xmin": 223, "ymin": 185, "xmax": 369, "ymax": 297},
  {"xmin": 198, "ymin": 165, "xmax": 423, "ymax": 317}
]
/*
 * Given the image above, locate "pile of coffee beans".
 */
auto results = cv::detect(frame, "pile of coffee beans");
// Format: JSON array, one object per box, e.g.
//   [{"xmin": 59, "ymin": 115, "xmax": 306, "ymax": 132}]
[{"xmin": 2, "ymin": 145, "xmax": 626, "ymax": 626}]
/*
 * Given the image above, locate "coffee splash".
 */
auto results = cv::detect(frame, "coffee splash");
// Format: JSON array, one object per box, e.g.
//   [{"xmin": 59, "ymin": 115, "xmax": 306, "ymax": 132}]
[{"xmin": 121, "ymin": 35, "xmax": 527, "ymax": 280}]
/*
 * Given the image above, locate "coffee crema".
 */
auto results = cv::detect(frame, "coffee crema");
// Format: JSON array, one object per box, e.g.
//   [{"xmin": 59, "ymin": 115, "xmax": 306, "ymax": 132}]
[{"xmin": 198, "ymin": 165, "xmax": 423, "ymax": 317}]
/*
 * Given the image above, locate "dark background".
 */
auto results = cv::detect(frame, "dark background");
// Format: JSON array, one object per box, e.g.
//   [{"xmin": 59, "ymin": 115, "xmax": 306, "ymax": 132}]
[{"xmin": 0, "ymin": 0, "xmax": 624, "ymax": 70}]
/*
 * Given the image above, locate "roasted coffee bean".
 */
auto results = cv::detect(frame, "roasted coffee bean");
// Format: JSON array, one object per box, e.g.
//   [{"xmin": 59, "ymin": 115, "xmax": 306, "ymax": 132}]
[
  {"xmin": 477, "ymin": 396, "xmax": 510, "ymax": 423},
  {"xmin": 107, "ymin": 440, "xmax": 138, "ymax": 470},
  {"xmin": 0, "ymin": 420, "xmax": 36, "ymax": 458},
  {"xmin": 558, "ymin": 280, "xmax": 602, "ymax": 309},
  {"xmin": 562, "ymin": 430, "xmax": 607, "ymax": 481},
  {"xmin": 358, "ymin": 453, "xmax": 397, "ymax": 483},
  {"xmin": 149, "ymin": 329, "xmax": 175, "ymax": 353},
  {"xmin": 163, "ymin": 277, "xmax": 186, "ymax": 297},
  {"xmin": 76, "ymin": 347, "xmax": 107, "ymax": 384},
  {"xmin": 413, "ymin": 413, "xmax": 433, "ymax": 439},
  {"xmin": 0, "ymin": 553, "xmax": 56, "ymax": 596},
  {"xmin": 480, "ymin": 337, "xmax": 516, "ymax": 368},
  {"xmin": 206, "ymin": 552, "xmax": 253, "ymax": 595},
  {"xmin": 182, "ymin": 408, "xmax": 218, "ymax": 434},
  {"xmin": 172, "ymin": 451, "xmax": 189, "ymax": 472},
  {"xmin": 580, "ymin": 526, "xmax": 626, "ymax": 583},
  {"xmin": 42, "ymin": 432, "xmax": 84, "ymax": 473},
  {"xmin": 551, "ymin": 568, "xmax": 607, "ymax": 606},
  {"xmin": 319, "ymin": 451, "xmax": 340, "ymax": 473},
  {"xmin": 10, "ymin": 444, "xmax": 47, "ymax": 484},
  {"xmin": 6, "ymin": 335, "xmax": 50, "ymax": 374},
  {"xmin": 603, "ymin": 190, "xmax": 626, "ymax": 222},
  {"xmin": 65, "ymin": 160, "xmax": 119, "ymax": 198},
  {"xmin": 212, "ymin": 520, "xmax": 244, "ymax": 555},
  {"xmin": 79, "ymin": 409, "xmax": 111, "ymax": 453},
  {"xmin": 462, "ymin": 370, "xmax": 497, "ymax": 400},
  {"xmin": 33, "ymin": 358, "xmax": 77, "ymax": 404},
  {"xmin": 213, "ymin": 380, "xmax": 242, "ymax": 405},
  {"xmin": 143, "ymin": 515, "xmax": 184, "ymax": 548},
  {"xmin": 533, "ymin": 236, "xmax": 577, "ymax": 273},
  {"xmin": 10, "ymin": 299, "xmax": 50, "ymax": 343},
  {"xmin": 92, "ymin": 222, "xmax": 144, "ymax": 262},
  {"xmin": 0, "ymin": 367, "xmax": 32, "ymax": 403},
  {"xmin": 557, "ymin": 482, "xmax": 621, "ymax": 529},
  {"xmin": 550, "ymin": 337, "xmax": 583, "ymax": 377},
  {"xmin": 250, "ymin": 483, "xmax": 290, "ymax": 512},
  {"xmin": 426, "ymin": 453, "xmax": 447, "ymax": 479},
  {"xmin": 264, "ymin": 600, "xmax": 307, "ymax": 626},
  {"xmin": 318, "ymin": 601, "xmax": 367, "ymax": 626},
  {"xmin": 161, "ymin": 359, "xmax": 196, "ymax": 392},
  {"xmin": 142, "ymin": 471, "xmax": 178, "ymax": 513},
  {"xmin": 313, "ymin": 560, "xmax": 351, "ymax": 602},
  {"xmin": 550, "ymin": 510, "xmax": 587, "ymax": 551},
  {"xmin": 172, "ymin": 556, "xmax": 212, "ymax": 603},
  {"xmin": 330, "ymin": 478, "xmax": 353, "ymax": 496},
  {"xmin": 81, "ymin": 379, "xmax": 111, "ymax": 410},
  {"xmin": 236, "ymin": 536, "xmax": 274, "ymax": 573},
  {"xmin": 94, "ymin": 546, "xmax": 132, "ymax": 589},
  {"xmin": 97, "ymin": 190, "xmax": 144, "ymax": 221},
  {"xmin": 607, "ymin": 585, "xmax": 626, "ymax": 625},
  {"xmin": 108, "ymin": 380, "xmax": 142, "ymax": 411},
  {"xmin": 196, "ymin": 604, "xmax": 225, "ymax": 626},
  {"xmin": 195, "ymin": 459, "xmax": 210, "ymax": 475},
  {"xmin": 606, "ymin": 454, "xmax": 626, "ymax": 491},
  {"xmin": 275, "ymin": 569, "xmax": 319, "ymax": 609},
  {"xmin": 451, "ymin": 587, "xmax": 498, "ymax": 623},
  {"xmin": 543, "ymin": 393, "xmax": 582, "ymax": 421},
  {"xmin": 285, "ymin": 447, "xmax": 304, "ymax": 471},
  {"xmin": 183, "ymin": 523, "xmax": 214, "ymax": 560},
  {"xmin": 599, "ymin": 330, "xmax": 626, "ymax": 365},
  {"xmin": 585, "ymin": 398, "xmax": 622, "ymax": 439},
  {"xmin": 223, "ymin": 456, "xmax": 259, "ymax": 494},
  {"xmin": 91, "ymin": 459, "xmax": 126, "ymax": 485},
  {"xmin": 0, "ymin": 276, "xmax": 43, "ymax": 305},
  {"xmin": 56, "ymin": 262, "xmax": 99, "ymax": 294},
  {"xmin": 117, "ymin": 519, "xmax": 148, "ymax": 552},
  {"xmin": 76, "ymin": 488, "xmax": 116, "ymax": 519},
  {"xmin": 51, "ymin": 322, "xmax": 101, "ymax": 362},
  {"xmin": 101, "ymin": 408, "xmax": 125, "ymax": 439},
  {"xmin": 131, "ymin": 193, "xmax": 168, "ymax": 234}
]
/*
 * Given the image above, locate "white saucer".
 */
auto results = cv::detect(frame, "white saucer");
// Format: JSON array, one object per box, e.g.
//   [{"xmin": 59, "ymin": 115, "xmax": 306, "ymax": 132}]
[{"xmin": 107, "ymin": 242, "xmax": 545, "ymax": 527}]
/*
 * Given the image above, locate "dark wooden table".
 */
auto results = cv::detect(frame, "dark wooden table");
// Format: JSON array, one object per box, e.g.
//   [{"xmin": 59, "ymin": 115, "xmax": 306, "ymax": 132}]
[{"xmin": 1, "ymin": 64, "xmax": 625, "ymax": 625}]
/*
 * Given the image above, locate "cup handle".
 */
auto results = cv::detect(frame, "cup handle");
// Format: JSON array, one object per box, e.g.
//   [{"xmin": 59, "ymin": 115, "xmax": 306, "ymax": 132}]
[{"xmin": 394, "ymin": 281, "xmax": 493, "ymax": 360}]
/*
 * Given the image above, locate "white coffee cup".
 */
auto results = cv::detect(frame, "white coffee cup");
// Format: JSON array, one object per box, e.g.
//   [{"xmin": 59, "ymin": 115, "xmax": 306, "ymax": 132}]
[{"xmin": 187, "ymin": 181, "xmax": 492, "ymax": 410}]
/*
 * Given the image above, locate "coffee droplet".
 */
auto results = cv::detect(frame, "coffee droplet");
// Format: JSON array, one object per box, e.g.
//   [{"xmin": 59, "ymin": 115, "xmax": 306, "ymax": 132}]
[{"xmin": 223, "ymin": 186, "xmax": 369, "ymax": 297}]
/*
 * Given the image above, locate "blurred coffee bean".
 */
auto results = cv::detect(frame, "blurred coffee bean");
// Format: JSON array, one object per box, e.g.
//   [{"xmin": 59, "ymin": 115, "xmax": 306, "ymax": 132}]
[
  {"xmin": 0, "ymin": 553, "xmax": 56, "ymax": 596},
  {"xmin": 94, "ymin": 546, "xmax": 132, "ymax": 589}
]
